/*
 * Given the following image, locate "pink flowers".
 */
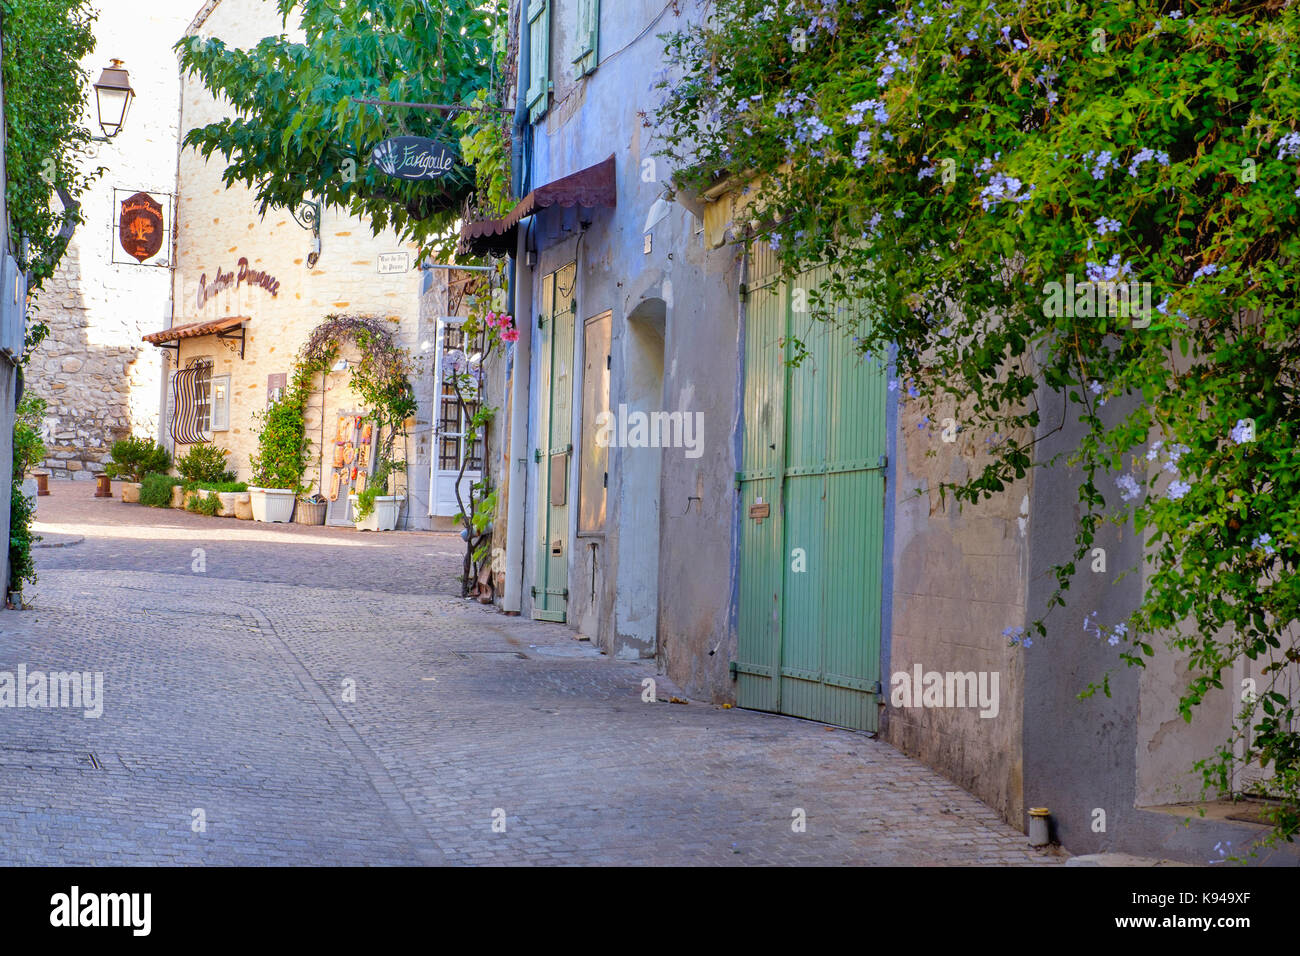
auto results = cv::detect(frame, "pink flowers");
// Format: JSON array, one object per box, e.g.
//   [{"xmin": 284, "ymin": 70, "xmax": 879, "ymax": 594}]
[{"xmin": 485, "ymin": 311, "xmax": 519, "ymax": 343}]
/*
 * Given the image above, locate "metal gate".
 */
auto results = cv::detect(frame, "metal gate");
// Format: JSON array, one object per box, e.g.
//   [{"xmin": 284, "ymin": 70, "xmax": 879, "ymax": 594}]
[
  {"xmin": 532, "ymin": 262, "xmax": 576, "ymax": 622},
  {"xmin": 733, "ymin": 246, "xmax": 887, "ymax": 731}
]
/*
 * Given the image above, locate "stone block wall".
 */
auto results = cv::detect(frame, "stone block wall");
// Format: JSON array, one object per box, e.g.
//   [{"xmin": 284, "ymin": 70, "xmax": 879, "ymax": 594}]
[{"xmin": 25, "ymin": 2, "xmax": 195, "ymax": 479}]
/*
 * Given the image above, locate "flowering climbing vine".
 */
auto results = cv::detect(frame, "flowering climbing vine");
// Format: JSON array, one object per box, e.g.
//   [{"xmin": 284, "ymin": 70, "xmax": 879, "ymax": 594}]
[{"xmin": 654, "ymin": 0, "xmax": 1300, "ymax": 846}]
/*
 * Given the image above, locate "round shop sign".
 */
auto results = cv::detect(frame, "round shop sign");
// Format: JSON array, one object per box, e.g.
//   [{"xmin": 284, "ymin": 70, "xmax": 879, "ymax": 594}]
[{"xmin": 119, "ymin": 192, "xmax": 164, "ymax": 263}]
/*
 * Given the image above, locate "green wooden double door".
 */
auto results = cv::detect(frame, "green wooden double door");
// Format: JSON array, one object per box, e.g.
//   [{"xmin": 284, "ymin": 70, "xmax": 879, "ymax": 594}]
[{"xmin": 734, "ymin": 249, "xmax": 888, "ymax": 731}]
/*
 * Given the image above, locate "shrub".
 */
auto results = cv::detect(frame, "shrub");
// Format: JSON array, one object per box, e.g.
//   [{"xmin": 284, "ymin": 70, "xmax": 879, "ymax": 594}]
[
  {"xmin": 186, "ymin": 492, "xmax": 220, "ymax": 516},
  {"xmin": 177, "ymin": 444, "xmax": 235, "ymax": 484},
  {"xmin": 139, "ymin": 473, "xmax": 180, "ymax": 508},
  {"xmin": 13, "ymin": 395, "xmax": 47, "ymax": 479},
  {"xmin": 106, "ymin": 436, "xmax": 171, "ymax": 484},
  {"xmin": 9, "ymin": 395, "xmax": 47, "ymax": 602}
]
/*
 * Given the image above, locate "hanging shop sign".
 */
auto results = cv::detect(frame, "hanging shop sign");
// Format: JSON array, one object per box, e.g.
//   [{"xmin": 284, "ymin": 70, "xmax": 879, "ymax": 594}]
[
  {"xmin": 119, "ymin": 192, "xmax": 165, "ymax": 263},
  {"xmin": 197, "ymin": 256, "xmax": 281, "ymax": 309},
  {"xmin": 369, "ymin": 137, "xmax": 456, "ymax": 181}
]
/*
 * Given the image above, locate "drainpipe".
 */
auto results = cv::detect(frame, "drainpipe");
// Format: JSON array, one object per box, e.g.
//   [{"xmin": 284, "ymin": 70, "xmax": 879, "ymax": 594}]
[{"xmin": 501, "ymin": 4, "xmax": 532, "ymax": 614}]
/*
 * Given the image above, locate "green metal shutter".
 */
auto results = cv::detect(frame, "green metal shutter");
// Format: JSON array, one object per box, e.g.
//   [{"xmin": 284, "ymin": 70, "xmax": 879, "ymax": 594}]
[
  {"xmin": 573, "ymin": 0, "xmax": 599, "ymax": 76},
  {"xmin": 734, "ymin": 246, "xmax": 887, "ymax": 731},
  {"xmin": 526, "ymin": 0, "xmax": 552, "ymax": 123},
  {"xmin": 532, "ymin": 263, "xmax": 576, "ymax": 622}
]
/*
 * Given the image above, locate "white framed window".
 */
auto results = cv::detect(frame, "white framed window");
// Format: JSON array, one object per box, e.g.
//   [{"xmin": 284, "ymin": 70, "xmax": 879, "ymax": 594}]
[{"xmin": 211, "ymin": 374, "xmax": 231, "ymax": 432}]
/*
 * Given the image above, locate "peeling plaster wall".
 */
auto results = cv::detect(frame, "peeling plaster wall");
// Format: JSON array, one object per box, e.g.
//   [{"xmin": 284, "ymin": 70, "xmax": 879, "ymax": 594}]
[
  {"xmin": 1018, "ymin": 387, "xmax": 1297, "ymax": 861},
  {"xmin": 521, "ymin": 0, "xmax": 741, "ymax": 698},
  {"xmin": 883, "ymin": 392, "xmax": 1029, "ymax": 826}
]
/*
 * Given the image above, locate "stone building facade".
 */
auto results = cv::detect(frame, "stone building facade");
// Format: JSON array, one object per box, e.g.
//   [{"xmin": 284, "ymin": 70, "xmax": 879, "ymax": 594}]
[
  {"xmin": 151, "ymin": 0, "xmax": 441, "ymax": 528},
  {"xmin": 25, "ymin": 1, "xmax": 196, "ymax": 479}
]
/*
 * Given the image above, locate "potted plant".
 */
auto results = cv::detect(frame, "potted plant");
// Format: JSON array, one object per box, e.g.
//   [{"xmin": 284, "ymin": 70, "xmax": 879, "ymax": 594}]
[
  {"xmin": 249, "ymin": 363, "xmax": 312, "ymax": 523},
  {"xmin": 349, "ymin": 460, "xmax": 405, "ymax": 531},
  {"xmin": 105, "ymin": 435, "xmax": 171, "ymax": 503},
  {"xmin": 210, "ymin": 481, "xmax": 249, "ymax": 517}
]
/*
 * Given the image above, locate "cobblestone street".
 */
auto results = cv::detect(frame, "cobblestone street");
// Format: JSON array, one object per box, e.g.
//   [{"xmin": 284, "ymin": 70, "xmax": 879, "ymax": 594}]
[{"xmin": 0, "ymin": 482, "xmax": 1062, "ymax": 865}]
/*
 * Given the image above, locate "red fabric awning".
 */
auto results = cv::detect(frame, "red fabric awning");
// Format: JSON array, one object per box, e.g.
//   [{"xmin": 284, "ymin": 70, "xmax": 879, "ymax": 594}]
[
  {"xmin": 143, "ymin": 315, "xmax": 247, "ymax": 344},
  {"xmin": 458, "ymin": 155, "xmax": 616, "ymax": 258}
]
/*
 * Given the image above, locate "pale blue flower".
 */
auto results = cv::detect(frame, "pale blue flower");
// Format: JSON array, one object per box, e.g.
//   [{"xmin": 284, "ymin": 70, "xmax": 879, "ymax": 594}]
[{"xmin": 1116, "ymin": 473, "xmax": 1141, "ymax": 501}]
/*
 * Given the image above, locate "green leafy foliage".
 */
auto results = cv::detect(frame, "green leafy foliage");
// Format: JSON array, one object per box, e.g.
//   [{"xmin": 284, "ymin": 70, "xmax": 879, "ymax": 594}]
[
  {"xmin": 176, "ymin": 444, "xmax": 236, "ymax": 484},
  {"xmin": 655, "ymin": 0, "xmax": 1300, "ymax": 845},
  {"xmin": 174, "ymin": 0, "xmax": 506, "ymax": 260},
  {"xmin": 1, "ymin": 0, "xmax": 100, "ymax": 297},
  {"xmin": 8, "ymin": 477, "xmax": 37, "ymax": 602},
  {"xmin": 12, "ymin": 394, "xmax": 46, "ymax": 478},
  {"xmin": 106, "ymin": 436, "xmax": 172, "ymax": 484},
  {"xmin": 139, "ymin": 473, "xmax": 181, "ymax": 508},
  {"xmin": 7, "ymin": 396, "xmax": 46, "ymax": 599},
  {"xmin": 453, "ymin": 87, "xmax": 513, "ymax": 219},
  {"xmin": 186, "ymin": 492, "xmax": 221, "ymax": 516}
]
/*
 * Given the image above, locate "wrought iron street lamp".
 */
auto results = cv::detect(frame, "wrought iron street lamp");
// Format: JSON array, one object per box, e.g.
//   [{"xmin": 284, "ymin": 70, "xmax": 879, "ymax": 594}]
[{"xmin": 92, "ymin": 59, "xmax": 134, "ymax": 140}]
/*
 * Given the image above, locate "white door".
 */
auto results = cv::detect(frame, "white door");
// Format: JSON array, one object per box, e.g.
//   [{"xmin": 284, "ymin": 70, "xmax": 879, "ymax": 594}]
[{"xmin": 429, "ymin": 317, "xmax": 483, "ymax": 518}]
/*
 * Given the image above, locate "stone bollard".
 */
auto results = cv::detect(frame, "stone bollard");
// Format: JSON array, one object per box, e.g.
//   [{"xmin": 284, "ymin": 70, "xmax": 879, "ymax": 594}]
[{"xmin": 32, "ymin": 470, "xmax": 50, "ymax": 496}]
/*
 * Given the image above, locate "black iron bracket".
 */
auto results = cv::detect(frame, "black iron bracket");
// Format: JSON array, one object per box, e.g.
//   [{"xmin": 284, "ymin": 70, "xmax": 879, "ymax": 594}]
[
  {"xmin": 216, "ymin": 323, "xmax": 246, "ymax": 359},
  {"xmin": 292, "ymin": 198, "xmax": 322, "ymax": 267}
]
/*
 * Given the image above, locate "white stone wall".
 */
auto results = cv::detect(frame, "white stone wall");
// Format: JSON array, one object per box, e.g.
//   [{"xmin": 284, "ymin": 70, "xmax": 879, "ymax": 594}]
[{"xmin": 25, "ymin": 1, "xmax": 195, "ymax": 478}]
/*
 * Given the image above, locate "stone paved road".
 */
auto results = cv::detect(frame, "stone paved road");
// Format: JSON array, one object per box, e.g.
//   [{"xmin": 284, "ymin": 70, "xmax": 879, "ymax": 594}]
[{"xmin": 0, "ymin": 481, "xmax": 1064, "ymax": 865}]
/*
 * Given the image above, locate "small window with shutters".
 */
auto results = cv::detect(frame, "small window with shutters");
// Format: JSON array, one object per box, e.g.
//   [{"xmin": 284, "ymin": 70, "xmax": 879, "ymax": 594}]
[
  {"xmin": 526, "ymin": 0, "xmax": 551, "ymax": 122},
  {"xmin": 573, "ymin": 0, "xmax": 599, "ymax": 77},
  {"xmin": 211, "ymin": 374, "xmax": 231, "ymax": 432}
]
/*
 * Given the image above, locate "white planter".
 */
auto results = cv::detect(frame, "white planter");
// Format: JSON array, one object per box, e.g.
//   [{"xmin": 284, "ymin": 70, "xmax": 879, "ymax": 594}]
[
  {"xmin": 250, "ymin": 487, "xmax": 296, "ymax": 523},
  {"xmin": 349, "ymin": 494, "xmax": 404, "ymax": 532}
]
